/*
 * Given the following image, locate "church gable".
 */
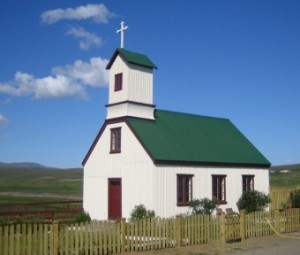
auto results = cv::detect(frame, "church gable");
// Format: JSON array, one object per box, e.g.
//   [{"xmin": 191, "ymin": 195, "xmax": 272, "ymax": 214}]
[{"xmin": 82, "ymin": 118, "xmax": 153, "ymax": 167}]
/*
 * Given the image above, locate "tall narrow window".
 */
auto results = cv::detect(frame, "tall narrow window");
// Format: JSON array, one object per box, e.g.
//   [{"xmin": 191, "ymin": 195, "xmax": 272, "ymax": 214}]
[
  {"xmin": 177, "ymin": 174, "xmax": 193, "ymax": 206},
  {"xmin": 242, "ymin": 175, "xmax": 254, "ymax": 192},
  {"xmin": 110, "ymin": 128, "xmax": 121, "ymax": 153},
  {"xmin": 114, "ymin": 73, "xmax": 123, "ymax": 91},
  {"xmin": 212, "ymin": 175, "xmax": 226, "ymax": 204}
]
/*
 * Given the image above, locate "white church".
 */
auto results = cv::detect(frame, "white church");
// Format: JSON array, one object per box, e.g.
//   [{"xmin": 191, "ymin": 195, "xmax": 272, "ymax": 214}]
[{"xmin": 82, "ymin": 23, "xmax": 270, "ymax": 220}]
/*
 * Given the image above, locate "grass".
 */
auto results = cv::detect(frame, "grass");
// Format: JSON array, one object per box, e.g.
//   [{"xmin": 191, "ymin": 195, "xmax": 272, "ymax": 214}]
[
  {"xmin": 269, "ymin": 164, "xmax": 300, "ymax": 188},
  {"xmin": 0, "ymin": 166, "xmax": 83, "ymax": 204}
]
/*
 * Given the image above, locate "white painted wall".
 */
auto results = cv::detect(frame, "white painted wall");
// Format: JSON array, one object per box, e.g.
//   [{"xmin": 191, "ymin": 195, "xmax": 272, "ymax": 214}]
[
  {"xmin": 106, "ymin": 102, "xmax": 155, "ymax": 120},
  {"xmin": 127, "ymin": 63, "xmax": 153, "ymax": 104},
  {"xmin": 108, "ymin": 55, "xmax": 154, "ymax": 105},
  {"xmin": 108, "ymin": 55, "xmax": 129, "ymax": 104},
  {"xmin": 84, "ymin": 121, "xmax": 269, "ymax": 220},
  {"xmin": 83, "ymin": 121, "xmax": 155, "ymax": 220},
  {"xmin": 152, "ymin": 165, "xmax": 269, "ymax": 217}
]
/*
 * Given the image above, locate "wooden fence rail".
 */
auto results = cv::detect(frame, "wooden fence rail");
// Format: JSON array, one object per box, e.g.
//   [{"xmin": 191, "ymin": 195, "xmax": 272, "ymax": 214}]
[
  {"xmin": 1, "ymin": 209, "xmax": 300, "ymax": 255},
  {"xmin": 0, "ymin": 200, "xmax": 83, "ymax": 215},
  {"xmin": 0, "ymin": 201, "xmax": 83, "ymax": 223}
]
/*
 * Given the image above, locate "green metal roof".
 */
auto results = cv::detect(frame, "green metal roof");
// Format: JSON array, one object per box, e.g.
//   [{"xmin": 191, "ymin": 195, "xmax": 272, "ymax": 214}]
[
  {"xmin": 126, "ymin": 110, "xmax": 270, "ymax": 167},
  {"xmin": 106, "ymin": 48, "xmax": 157, "ymax": 70}
]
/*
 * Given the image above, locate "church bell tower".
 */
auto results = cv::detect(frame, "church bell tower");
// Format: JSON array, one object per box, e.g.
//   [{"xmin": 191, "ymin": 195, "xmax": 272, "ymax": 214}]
[{"xmin": 105, "ymin": 22, "xmax": 157, "ymax": 120}]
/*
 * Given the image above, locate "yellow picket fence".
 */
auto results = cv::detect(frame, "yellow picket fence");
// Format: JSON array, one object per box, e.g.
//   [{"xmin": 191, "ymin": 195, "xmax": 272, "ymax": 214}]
[
  {"xmin": 1, "ymin": 209, "xmax": 300, "ymax": 255},
  {"xmin": 270, "ymin": 187, "xmax": 297, "ymax": 210},
  {"xmin": 245, "ymin": 209, "xmax": 300, "ymax": 238},
  {"xmin": 179, "ymin": 214, "xmax": 221, "ymax": 245}
]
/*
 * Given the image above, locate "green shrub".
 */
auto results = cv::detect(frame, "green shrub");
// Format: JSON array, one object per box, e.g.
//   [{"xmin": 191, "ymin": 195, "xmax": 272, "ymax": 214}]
[
  {"xmin": 290, "ymin": 189, "xmax": 300, "ymax": 208},
  {"xmin": 236, "ymin": 190, "xmax": 271, "ymax": 213},
  {"xmin": 0, "ymin": 217, "xmax": 9, "ymax": 227},
  {"xmin": 189, "ymin": 198, "xmax": 217, "ymax": 215},
  {"xmin": 75, "ymin": 212, "xmax": 91, "ymax": 223},
  {"xmin": 130, "ymin": 204, "xmax": 155, "ymax": 221}
]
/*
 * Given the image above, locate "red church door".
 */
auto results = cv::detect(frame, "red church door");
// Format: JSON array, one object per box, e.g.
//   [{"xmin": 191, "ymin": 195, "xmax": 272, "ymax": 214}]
[{"xmin": 108, "ymin": 178, "xmax": 122, "ymax": 220}]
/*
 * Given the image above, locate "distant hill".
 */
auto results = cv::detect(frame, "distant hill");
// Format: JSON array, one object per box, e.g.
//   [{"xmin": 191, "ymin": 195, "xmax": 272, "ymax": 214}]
[
  {"xmin": 270, "ymin": 163, "xmax": 300, "ymax": 172},
  {"xmin": 0, "ymin": 162, "xmax": 83, "ymax": 203},
  {"xmin": 0, "ymin": 161, "xmax": 51, "ymax": 169}
]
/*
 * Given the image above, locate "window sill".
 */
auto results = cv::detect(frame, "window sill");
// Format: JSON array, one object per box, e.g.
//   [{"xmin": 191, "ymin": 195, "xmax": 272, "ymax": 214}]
[
  {"xmin": 216, "ymin": 201, "xmax": 227, "ymax": 205},
  {"xmin": 177, "ymin": 202, "xmax": 191, "ymax": 207},
  {"xmin": 110, "ymin": 150, "xmax": 121, "ymax": 154}
]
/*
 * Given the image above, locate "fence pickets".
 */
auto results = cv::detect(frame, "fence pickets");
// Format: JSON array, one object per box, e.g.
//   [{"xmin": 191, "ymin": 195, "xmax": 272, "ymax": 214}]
[
  {"xmin": 270, "ymin": 187, "xmax": 297, "ymax": 210},
  {"xmin": 1, "ymin": 209, "xmax": 300, "ymax": 255}
]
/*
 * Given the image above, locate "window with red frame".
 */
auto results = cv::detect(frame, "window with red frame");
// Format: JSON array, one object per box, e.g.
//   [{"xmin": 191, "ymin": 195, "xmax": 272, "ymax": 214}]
[
  {"xmin": 212, "ymin": 175, "xmax": 226, "ymax": 204},
  {"xmin": 177, "ymin": 174, "xmax": 193, "ymax": 206},
  {"xmin": 242, "ymin": 175, "xmax": 254, "ymax": 192},
  {"xmin": 114, "ymin": 73, "xmax": 123, "ymax": 91},
  {"xmin": 110, "ymin": 128, "xmax": 121, "ymax": 153}
]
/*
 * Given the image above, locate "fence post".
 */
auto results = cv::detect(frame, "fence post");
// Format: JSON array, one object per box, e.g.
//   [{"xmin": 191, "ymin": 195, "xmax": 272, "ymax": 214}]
[
  {"xmin": 274, "ymin": 210, "xmax": 280, "ymax": 234},
  {"xmin": 219, "ymin": 214, "xmax": 226, "ymax": 243},
  {"xmin": 175, "ymin": 216, "xmax": 182, "ymax": 247},
  {"xmin": 120, "ymin": 218, "xmax": 126, "ymax": 253},
  {"xmin": 240, "ymin": 211, "xmax": 245, "ymax": 241},
  {"xmin": 53, "ymin": 221, "xmax": 59, "ymax": 255}
]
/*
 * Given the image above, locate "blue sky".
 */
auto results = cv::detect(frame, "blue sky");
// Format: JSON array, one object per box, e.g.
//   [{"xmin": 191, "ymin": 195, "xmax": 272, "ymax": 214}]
[{"xmin": 0, "ymin": 0, "xmax": 299, "ymax": 168}]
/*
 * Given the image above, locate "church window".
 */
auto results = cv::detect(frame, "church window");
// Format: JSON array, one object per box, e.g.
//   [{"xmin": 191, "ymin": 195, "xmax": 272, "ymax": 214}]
[
  {"xmin": 177, "ymin": 174, "xmax": 193, "ymax": 206},
  {"xmin": 242, "ymin": 175, "xmax": 254, "ymax": 192},
  {"xmin": 115, "ymin": 73, "xmax": 123, "ymax": 91},
  {"xmin": 212, "ymin": 175, "xmax": 227, "ymax": 204},
  {"xmin": 110, "ymin": 128, "xmax": 121, "ymax": 153}
]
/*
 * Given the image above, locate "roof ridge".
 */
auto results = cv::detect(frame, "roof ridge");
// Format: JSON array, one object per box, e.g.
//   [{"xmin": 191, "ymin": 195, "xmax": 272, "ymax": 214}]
[
  {"xmin": 155, "ymin": 108, "xmax": 229, "ymax": 121},
  {"xmin": 118, "ymin": 48, "xmax": 147, "ymax": 57},
  {"xmin": 106, "ymin": 48, "xmax": 157, "ymax": 70}
]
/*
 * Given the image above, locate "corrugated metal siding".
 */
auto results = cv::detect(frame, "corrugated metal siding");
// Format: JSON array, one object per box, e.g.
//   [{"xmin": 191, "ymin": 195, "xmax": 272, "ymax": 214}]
[
  {"xmin": 108, "ymin": 56, "xmax": 153, "ymax": 106},
  {"xmin": 128, "ymin": 63, "xmax": 153, "ymax": 104},
  {"xmin": 83, "ymin": 122, "xmax": 155, "ymax": 220},
  {"xmin": 152, "ymin": 165, "xmax": 269, "ymax": 218},
  {"xmin": 109, "ymin": 55, "xmax": 129, "ymax": 104}
]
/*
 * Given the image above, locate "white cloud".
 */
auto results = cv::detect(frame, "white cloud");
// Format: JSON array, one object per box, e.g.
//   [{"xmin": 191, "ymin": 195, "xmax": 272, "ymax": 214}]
[
  {"xmin": 67, "ymin": 27, "xmax": 103, "ymax": 50},
  {"xmin": 0, "ymin": 114, "xmax": 9, "ymax": 127},
  {"xmin": 41, "ymin": 4, "xmax": 114, "ymax": 24},
  {"xmin": 52, "ymin": 57, "xmax": 109, "ymax": 87},
  {"xmin": 0, "ymin": 57, "xmax": 109, "ymax": 99}
]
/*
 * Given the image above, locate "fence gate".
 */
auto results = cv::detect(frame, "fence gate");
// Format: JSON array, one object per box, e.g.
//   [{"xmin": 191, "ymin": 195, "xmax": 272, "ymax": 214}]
[{"xmin": 225, "ymin": 214, "xmax": 241, "ymax": 242}]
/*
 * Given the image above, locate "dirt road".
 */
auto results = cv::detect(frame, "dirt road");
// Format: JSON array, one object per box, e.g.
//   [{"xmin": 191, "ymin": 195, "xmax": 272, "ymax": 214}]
[{"xmin": 125, "ymin": 232, "xmax": 300, "ymax": 255}]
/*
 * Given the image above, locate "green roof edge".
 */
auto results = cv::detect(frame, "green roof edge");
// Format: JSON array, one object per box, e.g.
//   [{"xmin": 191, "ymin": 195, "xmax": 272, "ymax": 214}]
[{"xmin": 106, "ymin": 48, "xmax": 157, "ymax": 70}]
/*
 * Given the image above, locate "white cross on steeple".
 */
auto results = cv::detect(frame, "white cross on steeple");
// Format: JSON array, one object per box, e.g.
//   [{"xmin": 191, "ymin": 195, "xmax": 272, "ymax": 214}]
[{"xmin": 116, "ymin": 21, "xmax": 128, "ymax": 48}]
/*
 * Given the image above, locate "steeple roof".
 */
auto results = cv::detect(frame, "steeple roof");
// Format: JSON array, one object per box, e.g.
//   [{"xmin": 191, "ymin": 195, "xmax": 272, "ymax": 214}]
[{"xmin": 106, "ymin": 48, "xmax": 157, "ymax": 70}]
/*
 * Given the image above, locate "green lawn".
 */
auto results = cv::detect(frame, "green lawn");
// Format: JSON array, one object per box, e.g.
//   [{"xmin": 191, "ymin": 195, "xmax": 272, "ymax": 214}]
[
  {"xmin": 0, "ymin": 166, "xmax": 83, "ymax": 204},
  {"xmin": 269, "ymin": 164, "xmax": 300, "ymax": 188}
]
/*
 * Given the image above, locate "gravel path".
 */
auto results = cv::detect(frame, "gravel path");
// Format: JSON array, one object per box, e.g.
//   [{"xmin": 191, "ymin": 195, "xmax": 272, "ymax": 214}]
[{"xmin": 125, "ymin": 232, "xmax": 300, "ymax": 255}]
